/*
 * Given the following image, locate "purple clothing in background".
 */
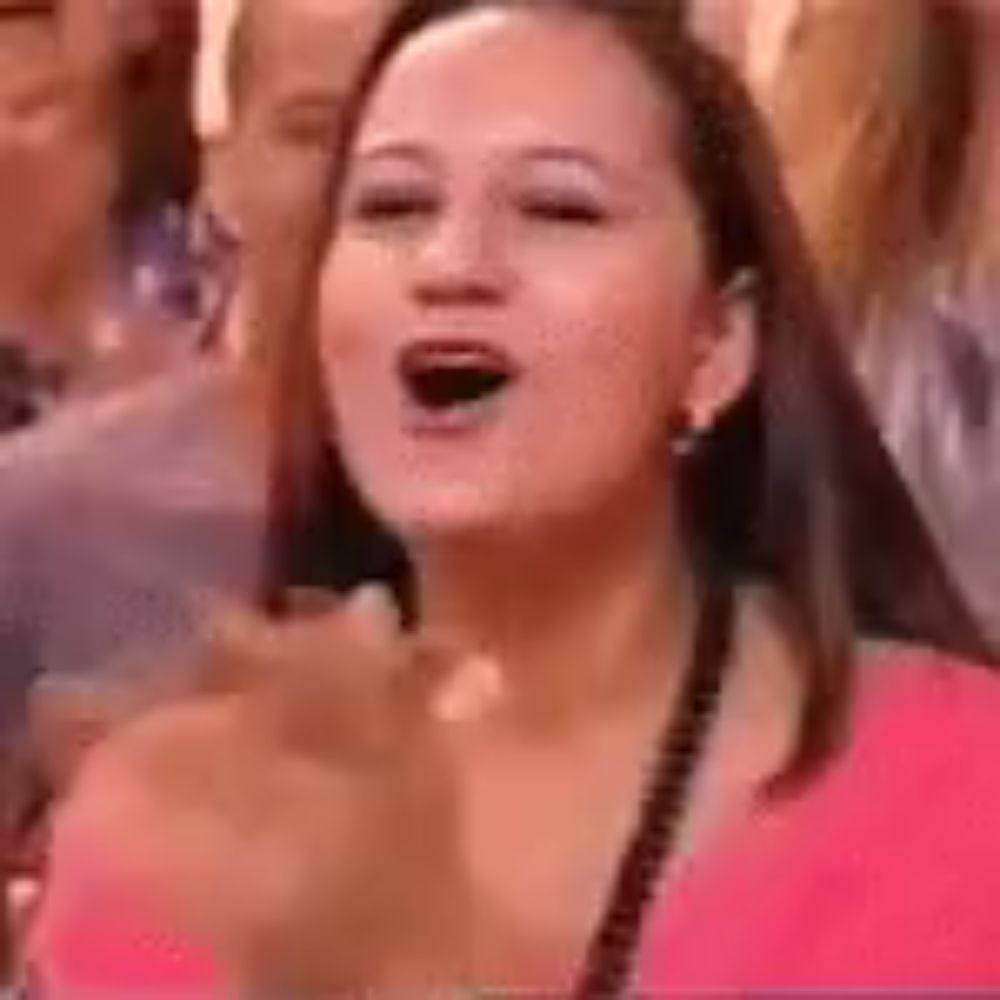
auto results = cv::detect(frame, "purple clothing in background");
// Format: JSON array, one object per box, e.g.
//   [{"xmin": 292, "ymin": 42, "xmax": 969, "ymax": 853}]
[
  {"xmin": 858, "ymin": 281, "xmax": 1000, "ymax": 643},
  {"xmin": 0, "ymin": 361, "xmax": 264, "ymax": 738}
]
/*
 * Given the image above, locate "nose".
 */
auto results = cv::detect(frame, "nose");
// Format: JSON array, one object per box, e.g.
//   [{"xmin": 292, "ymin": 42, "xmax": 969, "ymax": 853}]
[{"xmin": 411, "ymin": 205, "xmax": 511, "ymax": 307}]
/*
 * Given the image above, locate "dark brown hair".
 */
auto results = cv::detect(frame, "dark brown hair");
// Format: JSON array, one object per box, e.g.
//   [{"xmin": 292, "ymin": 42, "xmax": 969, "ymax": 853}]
[{"xmin": 261, "ymin": 0, "xmax": 994, "ymax": 791}]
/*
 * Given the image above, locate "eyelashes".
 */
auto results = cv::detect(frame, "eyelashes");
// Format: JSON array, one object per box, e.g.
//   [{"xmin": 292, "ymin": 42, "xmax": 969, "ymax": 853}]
[
  {"xmin": 346, "ymin": 186, "xmax": 610, "ymax": 228},
  {"xmin": 349, "ymin": 190, "xmax": 437, "ymax": 223},
  {"xmin": 515, "ymin": 194, "xmax": 608, "ymax": 225}
]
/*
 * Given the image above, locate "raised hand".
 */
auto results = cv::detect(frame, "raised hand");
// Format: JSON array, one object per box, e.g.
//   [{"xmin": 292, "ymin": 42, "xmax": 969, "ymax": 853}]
[{"xmin": 45, "ymin": 586, "xmax": 501, "ymax": 994}]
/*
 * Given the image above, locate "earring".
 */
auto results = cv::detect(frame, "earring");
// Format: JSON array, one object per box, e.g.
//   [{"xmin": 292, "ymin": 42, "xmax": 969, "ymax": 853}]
[{"xmin": 669, "ymin": 410, "xmax": 702, "ymax": 458}]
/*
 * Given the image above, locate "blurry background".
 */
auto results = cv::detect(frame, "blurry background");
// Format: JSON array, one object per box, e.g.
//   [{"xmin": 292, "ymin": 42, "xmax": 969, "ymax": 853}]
[{"xmin": 0, "ymin": 0, "xmax": 998, "ymax": 981}]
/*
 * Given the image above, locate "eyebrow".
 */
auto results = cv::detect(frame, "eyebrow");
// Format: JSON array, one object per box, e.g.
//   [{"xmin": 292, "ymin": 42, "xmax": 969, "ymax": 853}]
[
  {"xmin": 0, "ymin": 0, "xmax": 55, "ymax": 20},
  {"xmin": 514, "ymin": 144, "xmax": 617, "ymax": 182},
  {"xmin": 6, "ymin": 71, "xmax": 67, "ymax": 115},
  {"xmin": 352, "ymin": 140, "xmax": 433, "ymax": 168},
  {"xmin": 275, "ymin": 84, "xmax": 344, "ymax": 111},
  {"xmin": 353, "ymin": 140, "xmax": 615, "ymax": 179},
  {"xmin": 274, "ymin": 91, "xmax": 345, "ymax": 123}
]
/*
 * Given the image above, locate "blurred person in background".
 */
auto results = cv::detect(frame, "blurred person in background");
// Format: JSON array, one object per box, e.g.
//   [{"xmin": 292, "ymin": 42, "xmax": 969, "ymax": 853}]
[
  {"xmin": 694, "ymin": 0, "xmax": 1000, "ymax": 644},
  {"xmin": 0, "ymin": 0, "xmax": 389, "ymax": 726},
  {"xmin": 757, "ymin": 0, "xmax": 1000, "ymax": 644},
  {"xmin": 688, "ymin": 0, "xmax": 804, "ymax": 96},
  {"xmin": 23, "ymin": 1, "xmax": 1000, "ymax": 993},
  {"xmin": 0, "ymin": 1, "xmax": 390, "ymax": 939},
  {"xmin": 0, "ymin": 0, "xmax": 116, "ymax": 423},
  {"xmin": 208, "ymin": 0, "xmax": 397, "ymax": 368},
  {"xmin": 108, "ymin": 0, "xmax": 236, "ymax": 359},
  {"xmin": 0, "ymin": 0, "xmax": 390, "ymax": 976},
  {"xmin": 0, "ymin": 0, "xmax": 216, "ymax": 428}
]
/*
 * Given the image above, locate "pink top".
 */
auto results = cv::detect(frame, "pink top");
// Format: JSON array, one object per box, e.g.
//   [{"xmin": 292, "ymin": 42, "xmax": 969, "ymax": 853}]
[{"xmin": 31, "ymin": 650, "xmax": 1000, "ymax": 993}]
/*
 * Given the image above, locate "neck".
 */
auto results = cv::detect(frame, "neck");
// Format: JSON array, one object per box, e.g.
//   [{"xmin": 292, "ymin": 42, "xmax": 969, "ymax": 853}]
[{"xmin": 413, "ymin": 481, "xmax": 696, "ymax": 731}]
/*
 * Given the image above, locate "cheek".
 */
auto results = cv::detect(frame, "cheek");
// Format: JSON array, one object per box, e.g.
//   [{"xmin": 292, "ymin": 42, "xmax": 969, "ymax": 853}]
[
  {"xmin": 317, "ymin": 262, "xmax": 358, "ymax": 390},
  {"xmin": 545, "ymin": 259, "xmax": 700, "ymax": 427},
  {"xmin": 240, "ymin": 156, "xmax": 326, "ymax": 238},
  {"xmin": 525, "ymin": 253, "xmax": 705, "ymax": 504},
  {"xmin": 317, "ymin": 248, "xmax": 389, "ymax": 405}
]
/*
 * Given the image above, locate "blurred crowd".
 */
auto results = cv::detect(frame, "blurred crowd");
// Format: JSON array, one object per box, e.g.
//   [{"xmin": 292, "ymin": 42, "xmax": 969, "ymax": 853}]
[
  {"xmin": 699, "ymin": 0, "xmax": 1000, "ymax": 643},
  {"xmin": 0, "ymin": 0, "xmax": 997, "ymax": 986}
]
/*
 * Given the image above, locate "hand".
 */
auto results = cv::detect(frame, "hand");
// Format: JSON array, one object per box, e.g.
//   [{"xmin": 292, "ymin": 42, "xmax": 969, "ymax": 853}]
[{"xmin": 51, "ymin": 586, "xmax": 501, "ymax": 993}]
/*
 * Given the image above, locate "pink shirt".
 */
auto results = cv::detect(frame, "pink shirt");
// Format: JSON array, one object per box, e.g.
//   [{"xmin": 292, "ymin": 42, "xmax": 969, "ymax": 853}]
[{"xmin": 32, "ymin": 650, "xmax": 1000, "ymax": 993}]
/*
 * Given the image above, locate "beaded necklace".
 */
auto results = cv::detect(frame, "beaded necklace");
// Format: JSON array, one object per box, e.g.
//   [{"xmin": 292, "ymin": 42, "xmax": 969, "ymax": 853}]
[{"xmin": 577, "ymin": 577, "xmax": 735, "ymax": 997}]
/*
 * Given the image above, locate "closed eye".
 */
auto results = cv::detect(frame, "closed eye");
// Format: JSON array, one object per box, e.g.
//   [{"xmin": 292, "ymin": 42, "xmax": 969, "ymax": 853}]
[
  {"xmin": 348, "ymin": 188, "xmax": 438, "ymax": 224},
  {"xmin": 271, "ymin": 96, "xmax": 342, "ymax": 148},
  {"xmin": 519, "ymin": 194, "xmax": 608, "ymax": 225}
]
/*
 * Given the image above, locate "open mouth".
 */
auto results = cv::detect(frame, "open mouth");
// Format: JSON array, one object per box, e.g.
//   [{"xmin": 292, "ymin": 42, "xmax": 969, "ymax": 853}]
[{"xmin": 398, "ymin": 341, "xmax": 518, "ymax": 411}]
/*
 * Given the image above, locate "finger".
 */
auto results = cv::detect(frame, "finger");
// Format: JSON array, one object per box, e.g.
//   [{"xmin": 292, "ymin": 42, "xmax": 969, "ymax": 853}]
[
  {"xmin": 338, "ymin": 583, "xmax": 404, "ymax": 654},
  {"xmin": 389, "ymin": 633, "xmax": 503, "ymax": 735},
  {"xmin": 395, "ymin": 631, "xmax": 475, "ymax": 707},
  {"xmin": 198, "ymin": 598, "xmax": 340, "ymax": 697},
  {"xmin": 284, "ymin": 586, "xmax": 342, "ymax": 620},
  {"xmin": 198, "ymin": 596, "xmax": 279, "ymax": 695},
  {"xmin": 204, "ymin": 585, "xmax": 404, "ymax": 696},
  {"xmin": 430, "ymin": 654, "xmax": 505, "ymax": 725},
  {"xmin": 211, "ymin": 587, "xmax": 407, "ymax": 760},
  {"xmin": 272, "ymin": 585, "xmax": 406, "ymax": 713}
]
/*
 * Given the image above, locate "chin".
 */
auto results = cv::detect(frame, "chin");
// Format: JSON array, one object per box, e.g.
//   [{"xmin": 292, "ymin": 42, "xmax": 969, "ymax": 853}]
[{"xmin": 367, "ymin": 482, "xmax": 524, "ymax": 546}]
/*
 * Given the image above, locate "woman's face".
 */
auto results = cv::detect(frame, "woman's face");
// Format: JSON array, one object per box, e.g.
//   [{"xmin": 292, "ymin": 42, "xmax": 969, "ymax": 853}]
[
  {"xmin": 229, "ymin": 0, "xmax": 388, "ymax": 355},
  {"xmin": 0, "ymin": 8, "xmax": 114, "ymax": 304},
  {"xmin": 319, "ymin": 8, "xmax": 716, "ymax": 545}
]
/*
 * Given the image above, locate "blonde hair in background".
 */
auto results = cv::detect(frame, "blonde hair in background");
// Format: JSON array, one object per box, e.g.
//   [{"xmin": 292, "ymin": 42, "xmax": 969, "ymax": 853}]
[
  {"xmin": 194, "ymin": 0, "xmax": 242, "ymax": 139},
  {"xmin": 744, "ymin": 0, "xmax": 806, "ymax": 93},
  {"xmin": 759, "ymin": 0, "xmax": 980, "ymax": 331},
  {"xmin": 950, "ymin": 9, "xmax": 1000, "ymax": 294}
]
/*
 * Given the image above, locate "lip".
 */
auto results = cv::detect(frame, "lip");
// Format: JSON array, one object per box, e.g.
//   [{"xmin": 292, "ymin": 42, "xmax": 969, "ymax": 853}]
[
  {"xmin": 399, "ymin": 390, "xmax": 509, "ymax": 437},
  {"xmin": 396, "ymin": 337, "xmax": 522, "ymax": 383},
  {"xmin": 394, "ymin": 336, "xmax": 522, "ymax": 438}
]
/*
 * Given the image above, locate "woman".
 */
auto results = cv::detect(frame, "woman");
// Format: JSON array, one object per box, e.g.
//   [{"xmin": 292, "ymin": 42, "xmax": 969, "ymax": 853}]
[
  {"xmin": 29, "ymin": 0, "xmax": 1000, "ymax": 993},
  {"xmin": 0, "ymin": 0, "xmax": 218, "ymax": 414},
  {"xmin": 757, "ymin": 0, "xmax": 978, "ymax": 329}
]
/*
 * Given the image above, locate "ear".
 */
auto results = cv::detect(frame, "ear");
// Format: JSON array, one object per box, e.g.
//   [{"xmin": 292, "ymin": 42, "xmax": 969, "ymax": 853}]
[{"xmin": 682, "ymin": 271, "xmax": 759, "ymax": 434}]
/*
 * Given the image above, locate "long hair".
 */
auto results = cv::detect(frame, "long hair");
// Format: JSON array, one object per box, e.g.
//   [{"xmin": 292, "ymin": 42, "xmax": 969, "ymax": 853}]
[
  {"xmin": 260, "ymin": 0, "xmax": 993, "ymax": 786},
  {"xmin": 761, "ymin": 0, "xmax": 980, "ymax": 327},
  {"xmin": 951, "ymin": 6, "xmax": 1000, "ymax": 290}
]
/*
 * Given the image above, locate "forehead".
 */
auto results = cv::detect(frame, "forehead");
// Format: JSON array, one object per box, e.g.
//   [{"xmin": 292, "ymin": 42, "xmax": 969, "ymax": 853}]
[
  {"xmin": 0, "ymin": 1, "xmax": 57, "ymax": 50},
  {"xmin": 246, "ymin": 0, "xmax": 385, "ymax": 99},
  {"xmin": 0, "ymin": 0, "xmax": 55, "ymax": 16},
  {"xmin": 0, "ymin": 3, "xmax": 63, "ymax": 91},
  {"xmin": 357, "ymin": 9, "xmax": 678, "ymax": 169}
]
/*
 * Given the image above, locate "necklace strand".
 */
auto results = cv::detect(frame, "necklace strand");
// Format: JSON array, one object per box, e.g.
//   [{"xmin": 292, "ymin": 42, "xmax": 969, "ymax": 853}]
[{"xmin": 576, "ymin": 577, "xmax": 735, "ymax": 997}]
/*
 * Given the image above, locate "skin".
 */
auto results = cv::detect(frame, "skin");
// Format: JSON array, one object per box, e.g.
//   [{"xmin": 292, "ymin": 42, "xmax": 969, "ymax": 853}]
[
  {"xmin": 689, "ymin": 0, "xmax": 818, "ymax": 93},
  {"xmin": 0, "ymin": 0, "xmax": 198, "ymax": 389},
  {"xmin": 219, "ymin": 0, "xmax": 391, "ymax": 366},
  {"xmin": 189, "ymin": 0, "xmax": 390, "ymax": 456},
  {"xmin": 0, "ymin": 5, "xmax": 115, "ymax": 368},
  {"xmin": 319, "ymin": 9, "xmax": 792, "ymax": 972},
  {"xmin": 322, "ymin": 7, "xmax": 745, "ymax": 718},
  {"xmin": 688, "ymin": 0, "xmax": 752, "ymax": 64},
  {"xmin": 964, "ymin": 0, "xmax": 1000, "ymax": 285},
  {"xmin": 47, "ymin": 7, "xmax": 799, "ymax": 991}
]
